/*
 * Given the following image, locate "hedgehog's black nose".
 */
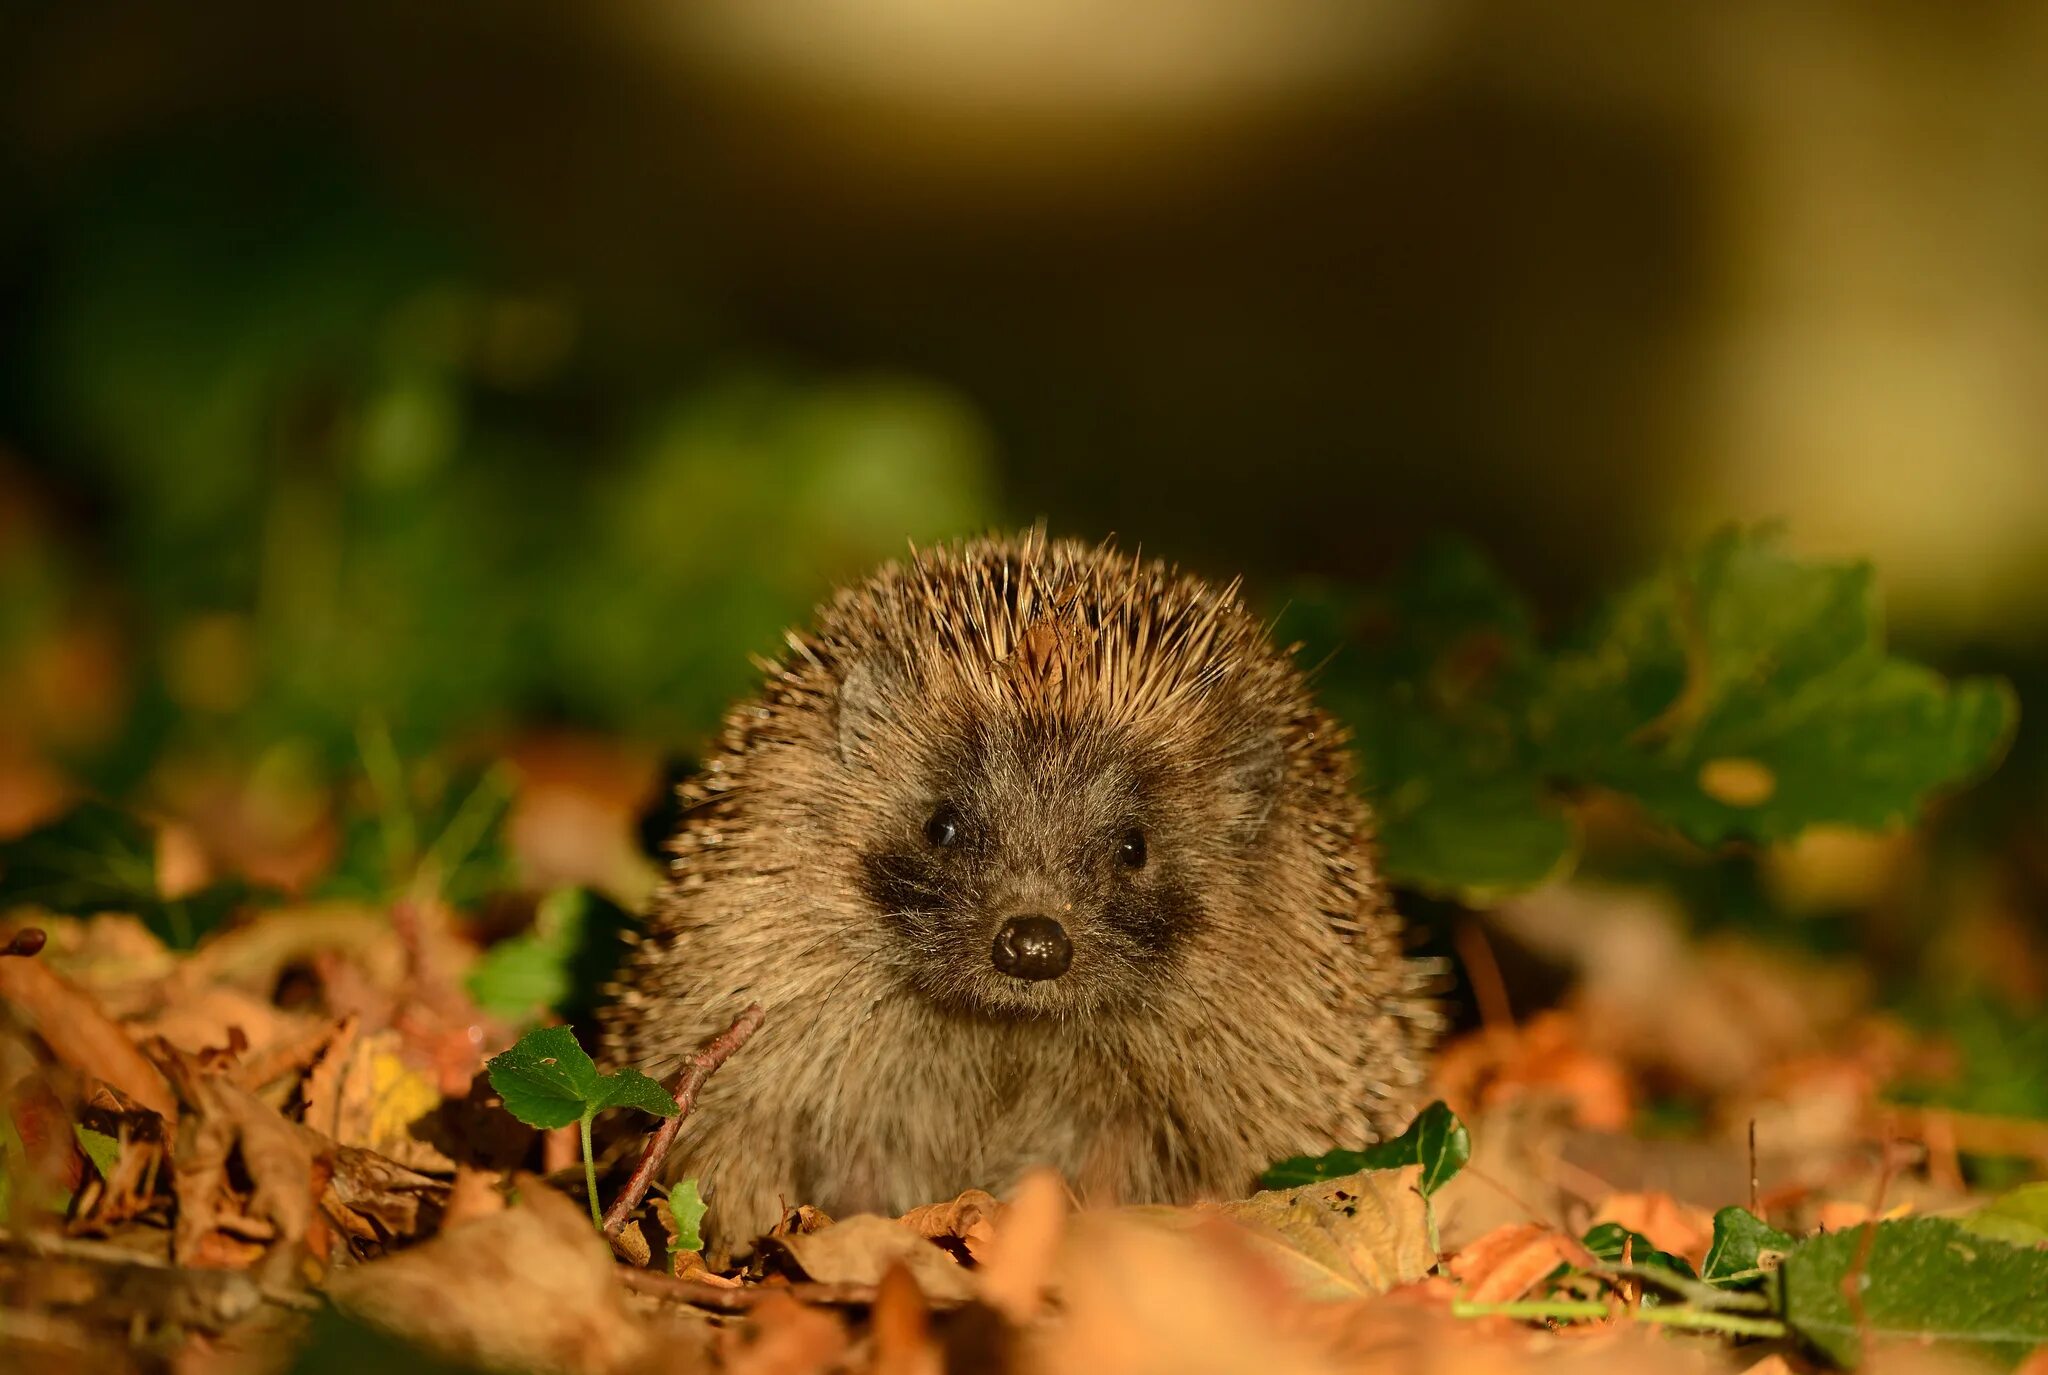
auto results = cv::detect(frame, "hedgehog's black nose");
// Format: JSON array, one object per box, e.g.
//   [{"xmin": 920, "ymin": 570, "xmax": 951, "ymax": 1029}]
[{"xmin": 991, "ymin": 915, "xmax": 1072, "ymax": 981}]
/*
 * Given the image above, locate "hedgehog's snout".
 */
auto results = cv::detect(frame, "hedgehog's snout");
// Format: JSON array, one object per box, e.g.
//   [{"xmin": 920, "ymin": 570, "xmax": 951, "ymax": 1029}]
[{"xmin": 991, "ymin": 914, "xmax": 1072, "ymax": 981}]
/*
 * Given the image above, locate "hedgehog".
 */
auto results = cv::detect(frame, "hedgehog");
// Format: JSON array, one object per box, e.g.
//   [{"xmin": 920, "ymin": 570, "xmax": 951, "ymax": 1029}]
[{"xmin": 599, "ymin": 532, "xmax": 1439, "ymax": 1248}]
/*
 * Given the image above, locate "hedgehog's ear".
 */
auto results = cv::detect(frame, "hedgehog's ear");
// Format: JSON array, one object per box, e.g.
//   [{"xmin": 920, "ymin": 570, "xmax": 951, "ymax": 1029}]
[{"xmin": 836, "ymin": 659, "xmax": 902, "ymax": 767}]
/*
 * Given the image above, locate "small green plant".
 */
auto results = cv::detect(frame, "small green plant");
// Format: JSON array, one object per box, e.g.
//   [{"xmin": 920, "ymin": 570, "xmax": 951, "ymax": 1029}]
[
  {"xmin": 665, "ymin": 1179, "xmax": 708, "ymax": 1259},
  {"xmin": 485, "ymin": 1025, "xmax": 678, "ymax": 1228}
]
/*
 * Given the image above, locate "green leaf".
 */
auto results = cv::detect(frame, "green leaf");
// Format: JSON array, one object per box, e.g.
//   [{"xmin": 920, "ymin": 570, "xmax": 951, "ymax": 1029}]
[
  {"xmin": 467, "ymin": 887, "xmax": 634, "ymax": 1023},
  {"xmin": 1258, "ymin": 1148, "xmax": 1372, "ymax": 1191},
  {"xmin": 1778, "ymin": 1217, "xmax": 2048, "ymax": 1368},
  {"xmin": 1259, "ymin": 1101, "xmax": 1472, "ymax": 1195},
  {"xmin": 1582, "ymin": 1222, "xmax": 1696, "ymax": 1279},
  {"xmin": 667, "ymin": 1179, "xmax": 708, "ymax": 1256},
  {"xmin": 1960, "ymin": 1183, "xmax": 2048, "ymax": 1247},
  {"xmin": 1700, "ymin": 1206, "xmax": 1794, "ymax": 1287},
  {"xmin": 485, "ymin": 1025, "xmax": 600, "ymax": 1129},
  {"xmin": 1358, "ymin": 1101, "xmax": 1470, "ymax": 1198},
  {"xmin": 485, "ymin": 1024, "xmax": 679, "ymax": 1132},
  {"xmin": 1532, "ymin": 528, "xmax": 2016, "ymax": 846},
  {"xmin": 588, "ymin": 1067, "xmax": 679, "ymax": 1119},
  {"xmin": 73, "ymin": 1125, "xmax": 121, "ymax": 1180}
]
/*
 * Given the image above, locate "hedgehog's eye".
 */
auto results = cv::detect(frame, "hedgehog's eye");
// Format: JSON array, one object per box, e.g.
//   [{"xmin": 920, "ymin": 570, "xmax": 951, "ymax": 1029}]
[
  {"xmin": 924, "ymin": 805, "xmax": 963, "ymax": 849},
  {"xmin": 1116, "ymin": 827, "xmax": 1148, "ymax": 869}
]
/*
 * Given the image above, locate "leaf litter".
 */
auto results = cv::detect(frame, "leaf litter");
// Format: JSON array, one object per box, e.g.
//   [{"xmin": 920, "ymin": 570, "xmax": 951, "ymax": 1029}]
[{"xmin": 2, "ymin": 529, "xmax": 2045, "ymax": 1375}]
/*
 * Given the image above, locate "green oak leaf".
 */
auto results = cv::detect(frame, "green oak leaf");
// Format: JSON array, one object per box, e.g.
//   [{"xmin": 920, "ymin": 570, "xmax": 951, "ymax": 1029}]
[
  {"xmin": 1777, "ymin": 1217, "xmax": 2048, "ymax": 1368},
  {"xmin": 1700, "ymin": 1206, "xmax": 1794, "ymax": 1287}
]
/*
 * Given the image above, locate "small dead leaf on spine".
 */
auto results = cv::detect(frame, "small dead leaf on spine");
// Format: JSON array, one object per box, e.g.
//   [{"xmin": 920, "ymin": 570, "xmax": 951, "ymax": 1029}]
[{"xmin": 977, "ymin": 1167, "xmax": 1067, "ymax": 1325}]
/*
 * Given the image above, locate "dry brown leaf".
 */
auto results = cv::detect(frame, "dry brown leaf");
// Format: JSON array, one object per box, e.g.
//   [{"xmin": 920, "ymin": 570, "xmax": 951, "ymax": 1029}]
[
  {"xmin": 896, "ymin": 1187, "xmax": 1004, "ymax": 1262},
  {"xmin": 129, "ymin": 984, "xmax": 306, "ymax": 1064},
  {"xmin": 159, "ymin": 1050, "xmax": 321, "ymax": 1275},
  {"xmin": 1204, "ymin": 1166, "xmax": 1435, "ymax": 1299},
  {"xmin": 763, "ymin": 1214, "xmax": 978, "ymax": 1303},
  {"xmin": 300, "ymin": 1024, "xmax": 451, "ymax": 1171},
  {"xmin": 0, "ymin": 954, "xmax": 177, "ymax": 1119},
  {"xmin": 327, "ymin": 1180, "xmax": 671, "ymax": 1375},
  {"xmin": 1448, "ymin": 1223, "xmax": 1575, "ymax": 1305}
]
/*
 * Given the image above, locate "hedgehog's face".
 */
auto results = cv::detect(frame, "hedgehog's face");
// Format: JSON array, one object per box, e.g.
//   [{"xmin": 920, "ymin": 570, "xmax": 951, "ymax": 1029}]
[{"xmin": 842, "ymin": 684, "xmax": 1284, "ymax": 1019}]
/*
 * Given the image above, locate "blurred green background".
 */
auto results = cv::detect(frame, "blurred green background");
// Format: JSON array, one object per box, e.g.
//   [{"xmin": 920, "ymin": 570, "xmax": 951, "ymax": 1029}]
[{"xmin": 1, "ymin": 1, "xmax": 2044, "ymax": 1076}]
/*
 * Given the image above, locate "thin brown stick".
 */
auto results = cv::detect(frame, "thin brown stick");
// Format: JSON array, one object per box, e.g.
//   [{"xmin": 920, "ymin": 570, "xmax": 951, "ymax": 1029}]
[
  {"xmin": 1747, "ymin": 1119, "xmax": 1760, "ymax": 1218},
  {"xmin": 602, "ymin": 1003, "xmax": 765, "ymax": 1236},
  {"xmin": 616, "ymin": 1265, "xmax": 927, "ymax": 1313}
]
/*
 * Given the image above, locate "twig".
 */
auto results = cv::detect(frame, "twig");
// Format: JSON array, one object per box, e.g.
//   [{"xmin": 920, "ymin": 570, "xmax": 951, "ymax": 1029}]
[
  {"xmin": 1748, "ymin": 1119, "xmax": 1760, "ymax": 1218},
  {"xmin": 1842, "ymin": 1135, "xmax": 1901, "ymax": 1370},
  {"xmin": 602, "ymin": 1004, "xmax": 765, "ymax": 1236},
  {"xmin": 615, "ymin": 1266, "xmax": 907, "ymax": 1312},
  {"xmin": 1451, "ymin": 1300, "xmax": 1788, "ymax": 1339}
]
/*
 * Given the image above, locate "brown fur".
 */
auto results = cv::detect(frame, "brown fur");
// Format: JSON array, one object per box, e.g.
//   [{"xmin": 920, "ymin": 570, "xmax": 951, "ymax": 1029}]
[{"xmin": 599, "ymin": 532, "xmax": 1439, "ymax": 1249}]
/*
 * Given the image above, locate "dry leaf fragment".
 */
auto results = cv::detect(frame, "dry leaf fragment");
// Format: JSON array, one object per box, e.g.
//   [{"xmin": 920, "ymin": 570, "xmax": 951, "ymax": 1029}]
[
  {"xmin": 897, "ymin": 1187, "xmax": 1004, "ymax": 1262},
  {"xmin": 763, "ymin": 1215, "xmax": 978, "ymax": 1303}
]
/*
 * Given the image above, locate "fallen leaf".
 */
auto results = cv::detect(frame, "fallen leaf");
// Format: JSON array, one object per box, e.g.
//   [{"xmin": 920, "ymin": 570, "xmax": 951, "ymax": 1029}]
[
  {"xmin": 762, "ymin": 1214, "xmax": 977, "ymax": 1303},
  {"xmin": 326, "ymin": 1179, "xmax": 674, "ymax": 1375},
  {"xmin": 0, "ymin": 954, "xmax": 177, "ymax": 1119},
  {"xmin": 897, "ymin": 1187, "xmax": 1004, "ymax": 1263},
  {"xmin": 1208, "ymin": 1166, "xmax": 1435, "ymax": 1299}
]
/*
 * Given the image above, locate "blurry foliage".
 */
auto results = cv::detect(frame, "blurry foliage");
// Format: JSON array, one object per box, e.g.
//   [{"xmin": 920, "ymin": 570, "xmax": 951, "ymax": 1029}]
[
  {"xmin": 14, "ymin": 145, "xmax": 995, "ymax": 790},
  {"xmin": 1282, "ymin": 529, "xmax": 2016, "ymax": 902}
]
